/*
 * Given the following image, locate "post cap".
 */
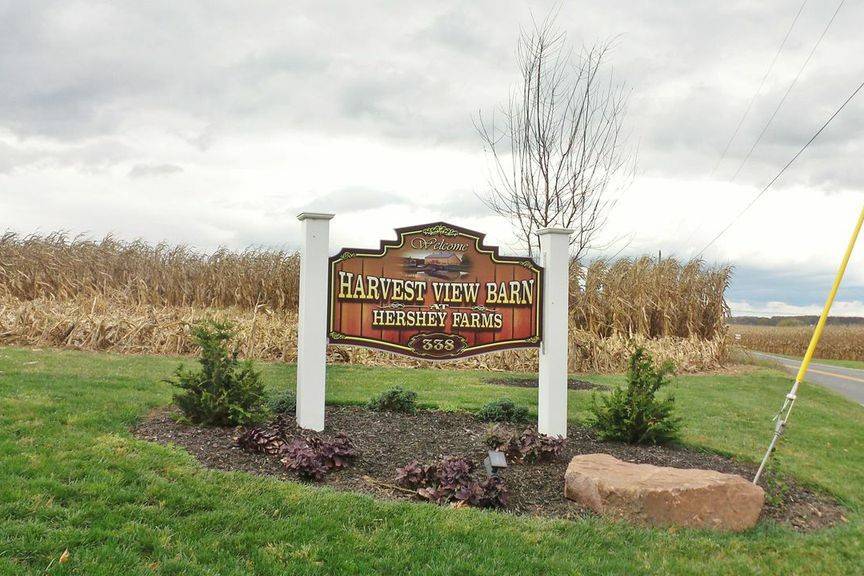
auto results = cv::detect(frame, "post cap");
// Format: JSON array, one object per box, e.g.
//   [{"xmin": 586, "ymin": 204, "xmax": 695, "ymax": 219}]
[
  {"xmin": 537, "ymin": 227, "xmax": 574, "ymax": 236},
  {"xmin": 297, "ymin": 212, "xmax": 335, "ymax": 221}
]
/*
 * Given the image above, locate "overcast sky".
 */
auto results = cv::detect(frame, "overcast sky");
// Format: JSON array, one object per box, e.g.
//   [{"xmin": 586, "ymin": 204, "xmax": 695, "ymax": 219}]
[{"xmin": 2, "ymin": 0, "xmax": 864, "ymax": 316}]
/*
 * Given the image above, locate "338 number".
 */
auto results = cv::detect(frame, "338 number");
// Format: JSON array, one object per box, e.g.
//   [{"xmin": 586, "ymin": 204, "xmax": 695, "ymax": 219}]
[
  {"xmin": 408, "ymin": 333, "xmax": 466, "ymax": 357},
  {"xmin": 420, "ymin": 338, "xmax": 456, "ymax": 351}
]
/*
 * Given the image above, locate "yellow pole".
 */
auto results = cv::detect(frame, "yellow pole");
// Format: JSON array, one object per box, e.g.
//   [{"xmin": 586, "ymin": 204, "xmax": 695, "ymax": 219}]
[
  {"xmin": 796, "ymin": 205, "xmax": 864, "ymax": 382},
  {"xmin": 754, "ymin": 204, "xmax": 864, "ymax": 484}
]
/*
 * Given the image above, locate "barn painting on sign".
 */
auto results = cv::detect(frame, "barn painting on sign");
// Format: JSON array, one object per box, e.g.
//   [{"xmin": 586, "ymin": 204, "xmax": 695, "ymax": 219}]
[{"xmin": 327, "ymin": 222, "xmax": 543, "ymax": 359}]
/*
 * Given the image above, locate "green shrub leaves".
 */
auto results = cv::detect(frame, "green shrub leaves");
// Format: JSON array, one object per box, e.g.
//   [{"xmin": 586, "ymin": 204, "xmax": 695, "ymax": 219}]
[
  {"xmin": 589, "ymin": 348, "xmax": 681, "ymax": 445},
  {"xmin": 367, "ymin": 386, "xmax": 418, "ymax": 413},
  {"xmin": 477, "ymin": 398, "xmax": 530, "ymax": 423},
  {"xmin": 169, "ymin": 320, "xmax": 266, "ymax": 426},
  {"xmin": 267, "ymin": 388, "xmax": 296, "ymax": 415}
]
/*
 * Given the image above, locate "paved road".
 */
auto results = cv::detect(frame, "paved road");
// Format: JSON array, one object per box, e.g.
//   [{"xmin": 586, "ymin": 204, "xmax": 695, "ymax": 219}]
[{"xmin": 751, "ymin": 352, "xmax": 864, "ymax": 406}]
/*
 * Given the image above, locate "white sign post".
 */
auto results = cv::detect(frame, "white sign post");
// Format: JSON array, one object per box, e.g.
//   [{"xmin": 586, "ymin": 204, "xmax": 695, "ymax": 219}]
[
  {"xmin": 537, "ymin": 227, "xmax": 573, "ymax": 438},
  {"xmin": 296, "ymin": 212, "xmax": 334, "ymax": 431}
]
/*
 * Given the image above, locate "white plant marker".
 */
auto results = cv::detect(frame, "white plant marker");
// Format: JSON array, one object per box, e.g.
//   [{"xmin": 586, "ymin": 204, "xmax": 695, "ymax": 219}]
[
  {"xmin": 296, "ymin": 212, "xmax": 334, "ymax": 431},
  {"xmin": 537, "ymin": 227, "xmax": 573, "ymax": 438}
]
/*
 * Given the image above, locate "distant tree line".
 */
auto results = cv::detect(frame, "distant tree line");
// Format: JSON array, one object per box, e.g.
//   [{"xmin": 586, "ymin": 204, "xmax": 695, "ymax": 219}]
[{"xmin": 729, "ymin": 316, "xmax": 864, "ymax": 326}]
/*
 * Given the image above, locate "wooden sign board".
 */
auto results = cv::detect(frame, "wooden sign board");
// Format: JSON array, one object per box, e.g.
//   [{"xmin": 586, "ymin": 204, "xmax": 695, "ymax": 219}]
[{"xmin": 327, "ymin": 222, "xmax": 543, "ymax": 359}]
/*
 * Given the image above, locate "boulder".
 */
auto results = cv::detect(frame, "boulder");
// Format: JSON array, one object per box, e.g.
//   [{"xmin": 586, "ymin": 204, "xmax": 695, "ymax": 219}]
[{"xmin": 564, "ymin": 454, "xmax": 764, "ymax": 531}]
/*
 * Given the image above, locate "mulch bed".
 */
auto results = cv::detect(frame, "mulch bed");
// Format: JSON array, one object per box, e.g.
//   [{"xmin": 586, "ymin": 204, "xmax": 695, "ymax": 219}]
[
  {"xmin": 133, "ymin": 406, "xmax": 845, "ymax": 532},
  {"xmin": 485, "ymin": 377, "xmax": 603, "ymax": 390}
]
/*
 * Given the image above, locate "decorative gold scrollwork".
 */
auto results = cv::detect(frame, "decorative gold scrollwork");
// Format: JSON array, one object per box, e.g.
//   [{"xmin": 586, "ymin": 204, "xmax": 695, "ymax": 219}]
[{"xmin": 420, "ymin": 225, "xmax": 459, "ymax": 237}]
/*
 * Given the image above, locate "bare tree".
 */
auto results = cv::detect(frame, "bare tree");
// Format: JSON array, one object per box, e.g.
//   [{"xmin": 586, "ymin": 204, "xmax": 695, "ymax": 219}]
[{"xmin": 476, "ymin": 19, "xmax": 633, "ymax": 259}]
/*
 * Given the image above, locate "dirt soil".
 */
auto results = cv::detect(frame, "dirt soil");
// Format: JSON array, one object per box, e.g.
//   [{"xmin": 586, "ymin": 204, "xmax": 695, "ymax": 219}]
[
  {"xmin": 133, "ymin": 406, "xmax": 845, "ymax": 532},
  {"xmin": 485, "ymin": 377, "xmax": 603, "ymax": 390},
  {"xmin": 693, "ymin": 363, "xmax": 763, "ymax": 377}
]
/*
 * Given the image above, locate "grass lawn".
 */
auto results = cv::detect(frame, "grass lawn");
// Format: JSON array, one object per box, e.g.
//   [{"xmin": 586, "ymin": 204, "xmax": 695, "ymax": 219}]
[
  {"xmin": 808, "ymin": 358, "xmax": 864, "ymax": 370},
  {"xmin": 771, "ymin": 353, "xmax": 864, "ymax": 370},
  {"xmin": 1, "ymin": 346, "xmax": 863, "ymax": 575}
]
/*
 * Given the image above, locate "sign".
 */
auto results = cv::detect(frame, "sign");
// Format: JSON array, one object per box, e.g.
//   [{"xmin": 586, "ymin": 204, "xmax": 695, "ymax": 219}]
[{"xmin": 327, "ymin": 222, "xmax": 543, "ymax": 359}]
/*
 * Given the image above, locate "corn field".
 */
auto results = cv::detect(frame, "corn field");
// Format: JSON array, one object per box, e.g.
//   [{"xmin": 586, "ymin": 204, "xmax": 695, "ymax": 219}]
[
  {"xmin": 0, "ymin": 233, "xmax": 732, "ymax": 372},
  {"xmin": 0, "ymin": 296, "xmax": 728, "ymax": 372},
  {"xmin": 572, "ymin": 257, "xmax": 730, "ymax": 340},
  {"xmin": 0, "ymin": 232, "xmax": 300, "ymax": 310},
  {"xmin": 733, "ymin": 324, "xmax": 864, "ymax": 361}
]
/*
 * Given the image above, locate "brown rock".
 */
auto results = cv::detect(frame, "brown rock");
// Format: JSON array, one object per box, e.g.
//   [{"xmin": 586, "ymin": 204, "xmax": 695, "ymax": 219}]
[{"xmin": 564, "ymin": 453, "xmax": 764, "ymax": 531}]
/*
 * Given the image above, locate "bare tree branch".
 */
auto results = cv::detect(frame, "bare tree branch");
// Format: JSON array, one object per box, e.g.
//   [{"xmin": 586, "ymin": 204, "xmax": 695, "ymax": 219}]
[{"xmin": 476, "ymin": 17, "xmax": 634, "ymax": 260}]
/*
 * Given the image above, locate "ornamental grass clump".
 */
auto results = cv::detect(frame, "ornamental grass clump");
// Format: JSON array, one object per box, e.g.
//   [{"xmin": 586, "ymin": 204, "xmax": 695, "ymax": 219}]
[
  {"xmin": 477, "ymin": 398, "xmax": 530, "ymax": 423},
  {"xmin": 367, "ymin": 386, "xmax": 418, "ymax": 413},
  {"xmin": 169, "ymin": 320, "xmax": 266, "ymax": 426},
  {"xmin": 266, "ymin": 388, "xmax": 296, "ymax": 415},
  {"xmin": 589, "ymin": 348, "xmax": 681, "ymax": 445}
]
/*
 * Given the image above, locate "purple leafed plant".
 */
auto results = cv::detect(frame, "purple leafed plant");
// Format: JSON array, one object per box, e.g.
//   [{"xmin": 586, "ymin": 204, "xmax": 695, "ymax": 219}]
[
  {"xmin": 436, "ymin": 456, "xmax": 475, "ymax": 488},
  {"xmin": 282, "ymin": 438, "xmax": 330, "ymax": 481},
  {"xmin": 394, "ymin": 461, "xmax": 434, "ymax": 490},
  {"xmin": 237, "ymin": 421, "xmax": 359, "ymax": 481},
  {"xmin": 485, "ymin": 426, "xmax": 566, "ymax": 463},
  {"xmin": 317, "ymin": 433, "xmax": 359, "ymax": 471},
  {"xmin": 235, "ymin": 426, "xmax": 287, "ymax": 455},
  {"xmin": 456, "ymin": 476, "xmax": 508, "ymax": 508},
  {"xmin": 280, "ymin": 433, "xmax": 359, "ymax": 481},
  {"xmin": 395, "ymin": 456, "xmax": 507, "ymax": 509}
]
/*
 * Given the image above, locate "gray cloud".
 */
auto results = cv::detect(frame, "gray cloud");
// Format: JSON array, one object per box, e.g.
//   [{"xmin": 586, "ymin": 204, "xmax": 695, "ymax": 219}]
[
  {"xmin": 2, "ymin": 1, "xmax": 860, "ymax": 189},
  {"xmin": 0, "ymin": 141, "xmax": 30, "ymax": 174},
  {"xmin": 0, "ymin": 136, "xmax": 131, "ymax": 174},
  {"xmin": 303, "ymin": 187, "xmax": 407, "ymax": 213},
  {"xmin": 128, "ymin": 163, "xmax": 183, "ymax": 179},
  {"xmin": 433, "ymin": 191, "xmax": 489, "ymax": 218}
]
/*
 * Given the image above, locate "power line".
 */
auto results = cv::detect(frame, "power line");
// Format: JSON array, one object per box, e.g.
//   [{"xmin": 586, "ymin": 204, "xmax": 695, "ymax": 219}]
[
  {"xmin": 711, "ymin": 0, "xmax": 808, "ymax": 175},
  {"xmin": 729, "ymin": 0, "xmax": 846, "ymax": 182},
  {"xmin": 683, "ymin": 0, "xmax": 816, "ymax": 249},
  {"xmin": 697, "ymin": 76, "xmax": 864, "ymax": 258}
]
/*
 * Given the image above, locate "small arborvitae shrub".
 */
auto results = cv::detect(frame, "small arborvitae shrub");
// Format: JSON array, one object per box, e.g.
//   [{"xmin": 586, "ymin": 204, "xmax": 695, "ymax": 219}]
[
  {"xmin": 169, "ymin": 320, "xmax": 266, "ymax": 426},
  {"xmin": 485, "ymin": 426, "xmax": 566, "ymax": 463},
  {"xmin": 477, "ymin": 398, "xmax": 530, "ymax": 423},
  {"xmin": 267, "ymin": 388, "xmax": 296, "ymax": 415},
  {"xmin": 588, "ymin": 347, "xmax": 681, "ymax": 445},
  {"xmin": 395, "ymin": 456, "xmax": 508, "ymax": 509},
  {"xmin": 280, "ymin": 432, "xmax": 359, "ymax": 481},
  {"xmin": 367, "ymin": 386, "xmax": 418, "ymax": 413}
]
